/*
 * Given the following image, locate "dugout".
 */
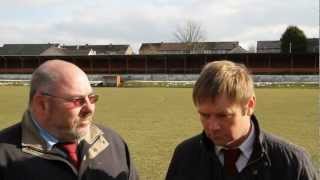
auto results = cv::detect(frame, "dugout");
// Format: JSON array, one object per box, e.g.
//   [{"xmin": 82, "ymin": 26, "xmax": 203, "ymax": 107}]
[{"xmin": 102, "ymin": 75, "xmax": 122, "ymax": 87}]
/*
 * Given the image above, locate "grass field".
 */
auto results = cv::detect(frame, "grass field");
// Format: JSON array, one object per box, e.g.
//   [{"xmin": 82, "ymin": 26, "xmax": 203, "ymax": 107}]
[{"xmin": 0, "ymin": 86, "xmax": 318, "ymax": 179}]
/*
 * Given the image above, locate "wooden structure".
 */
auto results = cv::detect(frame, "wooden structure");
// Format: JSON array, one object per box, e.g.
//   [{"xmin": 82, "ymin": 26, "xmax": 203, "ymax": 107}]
[
  {"xmin": 102, "ymin": 75, "xmax": 122, "ymax": 87},
  {"xmin": 0, "ymin": 53, "xmax": 318, "ymax": 75}
]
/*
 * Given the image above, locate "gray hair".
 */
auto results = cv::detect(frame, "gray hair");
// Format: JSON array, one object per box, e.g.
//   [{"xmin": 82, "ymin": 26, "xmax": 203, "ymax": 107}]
[{"xmin": 29, "ymin": 67, "xmax": 59, "ymax": 104}]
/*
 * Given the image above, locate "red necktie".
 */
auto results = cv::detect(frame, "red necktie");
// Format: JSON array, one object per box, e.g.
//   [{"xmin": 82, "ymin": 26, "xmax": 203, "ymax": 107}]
[
  {"xmin": 223, "ymin": 148, "xmax": 241, "ymax": 176},
  {"xmin": 58, "ymin": 142, "xmax": 80, "ymax": 170}
]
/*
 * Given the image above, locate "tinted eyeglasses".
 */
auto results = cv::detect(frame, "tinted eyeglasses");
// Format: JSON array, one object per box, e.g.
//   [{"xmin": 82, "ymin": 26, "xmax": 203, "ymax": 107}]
[{"xmin": 41, "ymin": 92, "xmax": 99, "ymax": 107}]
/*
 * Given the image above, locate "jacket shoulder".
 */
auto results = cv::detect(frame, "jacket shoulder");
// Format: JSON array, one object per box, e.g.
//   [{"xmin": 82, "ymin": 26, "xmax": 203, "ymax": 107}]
[
  {"xmin": 0, "ymin": 123, "xmax": 21, "ymax": 144},
  {"xmin": 94, "ymin": 124, "xmax": 130, "ymax": 154},
  {"xmin": 175, "ymin": 134, "xmax": 203, "ymax": 153},
  {"xmin": 261, "ymin": 131, "xmax": 317, "ymax": 177},
  {"xmin": 171, "ymin": 133, "xmax": 204, "ymax": 162},
  {"xmin": 166, "ymin": 134, "xmax": 213, "ymax": 179},
  {"xmin": 262, "ymin": 131, "xmax": 309, "ymax": 157},
  {"xmin": 95, "ymin": 124, "xmax": 125, "ymax": 143},
  {"xmin": 93, "ymin": 124, "xmax": 138, "ymax": 179}
]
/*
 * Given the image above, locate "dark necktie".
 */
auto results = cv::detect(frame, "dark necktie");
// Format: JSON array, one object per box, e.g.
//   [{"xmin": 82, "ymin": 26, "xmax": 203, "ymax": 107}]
[
  {"xmin": 223, "ymin": 148, "xmax": 241, "ymax": 176},
  {"xmin": 57, "ymin": 142, "xmax": 80, "ymax": 170}
]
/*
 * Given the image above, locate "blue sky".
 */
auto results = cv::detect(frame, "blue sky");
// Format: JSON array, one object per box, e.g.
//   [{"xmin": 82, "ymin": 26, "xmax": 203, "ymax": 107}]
[{"xmin": 0, "ymin": 0, "xmax": 318, "ymax": 52}]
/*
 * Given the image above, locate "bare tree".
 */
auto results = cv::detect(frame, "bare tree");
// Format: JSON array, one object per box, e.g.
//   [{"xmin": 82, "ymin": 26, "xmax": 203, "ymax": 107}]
[{"xmin": 174, "ymin": 20, "xmax": 206, "ymax": 43}]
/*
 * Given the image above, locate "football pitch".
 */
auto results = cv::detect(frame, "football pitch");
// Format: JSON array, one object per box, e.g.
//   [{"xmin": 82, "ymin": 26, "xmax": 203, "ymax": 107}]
[{"xmin": 0, "ymin": 86, "xmax": 318, "ymax": 179}]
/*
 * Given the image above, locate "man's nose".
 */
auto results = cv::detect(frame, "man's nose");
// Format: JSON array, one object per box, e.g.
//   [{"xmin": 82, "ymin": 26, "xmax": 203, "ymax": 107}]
[
  {"xmin": 207, "ymin": 117, "xmax": 220, "ymax": 131},
  {"xmin": 80, "ymin": 97, "xmax": 94, "ymax": 115}
]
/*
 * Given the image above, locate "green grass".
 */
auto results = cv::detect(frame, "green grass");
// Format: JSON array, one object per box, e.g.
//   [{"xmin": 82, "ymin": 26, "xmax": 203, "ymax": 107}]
[{"xmin": 0, "ymin": 86, "xmax": 318, "ymax": 179}]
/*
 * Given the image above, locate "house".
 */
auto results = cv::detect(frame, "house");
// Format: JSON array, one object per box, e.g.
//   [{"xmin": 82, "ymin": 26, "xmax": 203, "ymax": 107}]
[
  {"xmin": 0, "ymin": 43, "xmax": 133, "ymax": 56},
  {"xmin": 306, "ymin": 38, "xmax": 319, "ymax": 53},
  {"xmin": 228, "ymin": 46, "xmax": 248, "ymax": 54},
  {"xmin": 60, "ymin": 44, "xmax": 134, "ymax": 55},
  {"xmin": 0, "ymin": 43, "xmax": 59, "ymax": 55},
  {"xmin": 40, "ymin": 46, "xmax": 95, "ymax": 56},
  {"xmin": 256, "ymin": 41, "xmax": 281, "ymax": 53},
  {"xmin": 257, "ymin": 38, "xmax": 319, "ymax": 53},
  {"xmin": 139, "ymin": 42, "xmax": 247, "ymax": 54}
]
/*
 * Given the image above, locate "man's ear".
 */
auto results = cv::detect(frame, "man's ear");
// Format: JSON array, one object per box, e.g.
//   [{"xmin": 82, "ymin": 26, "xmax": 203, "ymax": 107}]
[
  {"xmin": 246, "ymin": 96, "xmax": 256, "ymax": 116},
  {"xmin": 31, "ymin": 94, "xmax": 48, "ymax": 117}
]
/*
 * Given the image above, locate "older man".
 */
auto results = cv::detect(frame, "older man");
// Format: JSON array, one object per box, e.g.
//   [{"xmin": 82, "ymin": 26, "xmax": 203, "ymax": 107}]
[
  {"xmin": 166, "ymin": 60, "xmax": 317, "ymax": 180},
  {"xmin": 0, "ymin": 60, "xmax": 138, "ymax": 180}
]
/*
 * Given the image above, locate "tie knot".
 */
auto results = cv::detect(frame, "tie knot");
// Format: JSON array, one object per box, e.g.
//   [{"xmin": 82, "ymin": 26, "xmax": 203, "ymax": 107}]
[
  {"xmin": 58, "ymin": 142, "xmax": 78, "ymax": 154},
  {"xmin": 57, "ymin": 142, "xmax": 80, "ymax": 169},
  {"xmin": 223, "ymin": 148, "xmax": 241, "ymax": 162}
]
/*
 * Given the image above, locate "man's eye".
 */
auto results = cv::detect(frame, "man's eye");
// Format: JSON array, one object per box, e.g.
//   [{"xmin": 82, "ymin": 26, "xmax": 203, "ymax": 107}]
[
  {"xmin": 200, "ymin": 113, "xmax": 210, "ymax": 119},
  {"xmin": 217, "ymin": 114, "xmax": 233, "ymax": 119},
  {"xmin": 216, "ymin": 114, "xmax": 226, "ymax": 118},
  {"xmin": 71, "ymin": 98, "xmax": 84, "ymax": 105}
]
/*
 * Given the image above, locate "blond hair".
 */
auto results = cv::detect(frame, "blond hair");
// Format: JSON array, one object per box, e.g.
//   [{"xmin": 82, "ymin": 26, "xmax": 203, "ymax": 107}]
[{"xmin": 193, "ymin": 60, "xmax": 254, "ymax": 106}]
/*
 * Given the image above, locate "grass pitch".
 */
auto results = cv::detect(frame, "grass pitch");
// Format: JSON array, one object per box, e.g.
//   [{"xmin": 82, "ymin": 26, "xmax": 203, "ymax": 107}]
[{"xmin": 0, "ymin": 86, "xmax": 318, "ymax": 179}]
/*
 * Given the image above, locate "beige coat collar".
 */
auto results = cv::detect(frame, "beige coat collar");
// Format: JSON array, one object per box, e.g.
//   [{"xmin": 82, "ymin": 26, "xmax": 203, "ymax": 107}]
[{"xmin": 20, "ymin": 110, "xmax": 109, "ymax": 174}]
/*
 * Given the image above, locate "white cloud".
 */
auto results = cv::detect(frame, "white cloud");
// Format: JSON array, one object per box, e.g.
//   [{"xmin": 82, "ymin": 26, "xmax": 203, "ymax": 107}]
[
  {"xmin": 0, "ymin": 0, "xmax": 317, "ymax": 53},
  {"xmin": 1, "ymin": 0, "xmax": 71, "ymax": 8}
]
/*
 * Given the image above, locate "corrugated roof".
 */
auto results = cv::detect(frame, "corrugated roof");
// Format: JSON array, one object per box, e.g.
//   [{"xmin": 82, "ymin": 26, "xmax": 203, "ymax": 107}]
[
  {"xmin": 139, "ymin": 43, "xmax": 162, "ymax": 52},
  {"xmin": 307, "ymin": 38, "xmax": 319, "ymax": 53},
  {"xmin": 257, "ymin": 38, "xmax": 319, "ymax": 53},
  {"xmin": 257, "ymin": 41, "xmax": 280, "ymax": 49},
  {"xmin": 40, "ymin": 46, "xmax": 91, "ymax": 56},
  {"xmin": 61, "ymin": 44, "xmax": 130, "ymax": 55},
  {"xmin": 228, "ymin": 46, "xmax": 248, "ymax": 53},
  {"xmin": 0, "ymin": 43, "xmax": 59, "ymax": 55},
  {"xmin": 139, "ymin": 41, "xmax": 239, "ymax": 54}
]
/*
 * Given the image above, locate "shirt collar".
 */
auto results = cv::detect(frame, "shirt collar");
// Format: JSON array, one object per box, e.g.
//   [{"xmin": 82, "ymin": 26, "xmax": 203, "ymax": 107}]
[
  {"xmin": 30, "ymin": 112, "xmax": 59, "ymax": 150},
  {"xmin": 238, "ymin": 122, "xmax": 255, "ymax": 159}
]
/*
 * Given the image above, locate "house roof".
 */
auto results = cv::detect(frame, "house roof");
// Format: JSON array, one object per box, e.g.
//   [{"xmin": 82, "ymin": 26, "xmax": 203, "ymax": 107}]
[
  {"xmin": 139, "ymin": 43, "xmax": 162, "ymax": 52},
  {"xmin": 257, "ymin": 41, "xmax": 281, "ymax": 50},
  {"xmin": 139, "ymin": 42, "xmax": 239, "ymax": 53},
  {"xmin": 306, "ymin": 38, "xmax": 319, "ymax": 52},
  {"xmin": 307, "ymin": 38, "xmax": 319, "ymax": 45},
  {"xmin": 40, "ymin": 46, "xmax": 91, "ymax": 56},
  {"xmin": 40, "ymin": 47, "xmax": 66, "ymax": 56},
  {"xmin": 200, "ymin": 42, "xmax": 239, "ymax": 50},
  {"xmin": 61, "ymin": 44, "xmax": 130, "ymax": 54},
  {"xmin": 257, "ymin": 38, "xmax": 319, "ymax": 53},
  {"xmin": 228, "ymin": 46, "xmax": 248, "ymax": 53},
  {"xmin": 0, "ymin": 43, "xmax": 59, "ymax": 55}
]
